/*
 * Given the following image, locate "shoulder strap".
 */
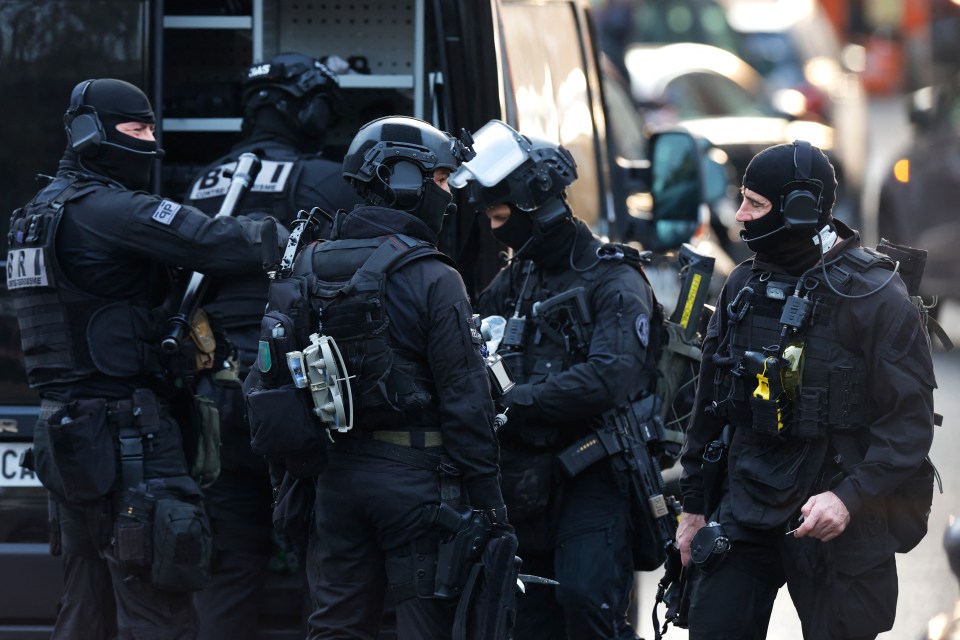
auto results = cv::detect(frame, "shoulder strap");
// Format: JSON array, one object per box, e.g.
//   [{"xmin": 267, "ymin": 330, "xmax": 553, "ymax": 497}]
[{"xmin": 341, "ymin": 234, "xmax": 451, "ymax": 294}]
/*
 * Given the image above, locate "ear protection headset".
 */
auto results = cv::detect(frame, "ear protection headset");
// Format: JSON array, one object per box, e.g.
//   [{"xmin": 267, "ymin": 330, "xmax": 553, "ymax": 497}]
[
  {"xmin": 781, "ymin": 140, "xmax": 823, "ymax": 230},
  {"xmin": 386, "ymin": 160, "xmax": 426, "ymax": 210},
  {"xmin": 63, "ymin": 79, "xmax": 104, "ymax": 157}
]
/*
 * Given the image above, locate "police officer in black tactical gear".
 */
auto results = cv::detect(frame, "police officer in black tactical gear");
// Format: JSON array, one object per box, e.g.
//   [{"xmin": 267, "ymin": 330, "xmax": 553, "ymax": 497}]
[
  {"xmin": 185, "ymin": 51, "xmax": 360, "ymax": 640},
  {"xmin": 7, "ymin": 78, "xmax": 271, "ymax": 640},
  {"xmin": 464, "ymin": 120, "xmax": 658, "ymax": 639},
  {"xmin": 244, "ymin": 115, "xmax": 508, "ymax": 639},
  {"xmin": 676, "ymin": 141, "xmax": 937, "ymax": 639}
]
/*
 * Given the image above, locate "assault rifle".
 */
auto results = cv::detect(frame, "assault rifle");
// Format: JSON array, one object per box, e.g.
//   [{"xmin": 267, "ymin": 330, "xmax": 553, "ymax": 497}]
[{"xmin": 161, "ymin": 152, "xmax": 261, "ymax": 354}]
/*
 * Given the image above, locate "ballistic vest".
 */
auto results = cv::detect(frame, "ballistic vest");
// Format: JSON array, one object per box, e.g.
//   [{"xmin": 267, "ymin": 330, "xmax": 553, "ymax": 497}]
[
  {"xmin": 499, "ymin": 243, "xmax": 659, "ymax": 447},
  {"xmin": 7, "ymin": 176, "xmax": 163, "ymax": 389},
  {"xmin": 294, "ymin": 233, "xmax": 452, "ymax": 429},
  {"xmin": 715, "ymin": 247, "xmax": 896, "ymax": 438},
  {"xmin": 186, "ymin": 147, "xmax": 313, "ymax": 330},
  {"xmin": 187, "ymin": 145, "xmax": 310, "ymax": 222}
]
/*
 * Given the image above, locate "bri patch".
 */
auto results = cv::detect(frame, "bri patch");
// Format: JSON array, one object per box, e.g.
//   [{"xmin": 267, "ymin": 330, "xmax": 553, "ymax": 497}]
[
  {"xmin": 635, "ymin": 313, "xmax": 650, "ymax": 347},
  {"xmin": 151, "ymin": 199, "xmax": 182, "ymax": 225}
]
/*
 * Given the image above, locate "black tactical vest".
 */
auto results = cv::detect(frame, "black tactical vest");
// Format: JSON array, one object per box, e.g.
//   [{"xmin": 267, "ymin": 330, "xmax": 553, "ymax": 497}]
[
  {"xmin": 294, "ymin": 234, "xmax": 453, "ymax": 430},
  {"xmin": 186, "ymin": 148, "xmax": 310, "ymax": 330},
  {"xmin": 715, "ymin": 247, "xmax": 893, "ymax": 438},
  {"xmin": 7, "ymin": 176, "xmax": 163, "ymax": 389},
  {"xmin": 499, "ymin": 245, "xmax": 658, "ymax": 446},
  {"xmin": 187, "ymin": 147, "xmax": 307, "ymax": 222}
]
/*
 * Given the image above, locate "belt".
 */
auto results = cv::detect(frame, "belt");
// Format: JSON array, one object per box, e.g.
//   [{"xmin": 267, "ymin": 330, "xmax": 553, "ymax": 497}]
[{"xmin": 367, "ymin": 430, "xmax": 443, "ymax": 449}]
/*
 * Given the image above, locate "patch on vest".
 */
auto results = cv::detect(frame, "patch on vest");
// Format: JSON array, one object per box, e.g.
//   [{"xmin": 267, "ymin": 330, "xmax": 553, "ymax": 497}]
[
  {"xmin": 635, "ymin": 312, "xmax": 650, "ymax": 347},
  {"xmin": 151, "ymin": 199, "xmax": 182, "ymax": 225},
  {"xmin": 6, "ymin": 247, "xmax": 50, "ymax": 289},
  {"xmin": 189, "ymin": 160, "xmax": 294, "ymax": 200}
]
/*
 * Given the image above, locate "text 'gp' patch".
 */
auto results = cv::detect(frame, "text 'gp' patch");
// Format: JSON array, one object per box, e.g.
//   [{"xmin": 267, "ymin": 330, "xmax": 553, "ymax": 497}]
[
  {"xmin": 151, "ymin": 199, "xmax": 182, "ymax": 225},
  {"xmin": 635, "ymin": 312, "xmax": 650, "ymax": 347}
]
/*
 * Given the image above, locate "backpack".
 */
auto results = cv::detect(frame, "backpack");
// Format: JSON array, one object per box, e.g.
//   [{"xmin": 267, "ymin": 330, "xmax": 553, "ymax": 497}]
[{"xmin": 873, "ymin": 239, "xmax": 949, "ymax": 553}]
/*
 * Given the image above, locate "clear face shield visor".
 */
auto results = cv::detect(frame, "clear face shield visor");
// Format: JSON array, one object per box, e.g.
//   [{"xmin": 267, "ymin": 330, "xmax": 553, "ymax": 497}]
[{"xmin": 449, "ymin": 120, "xmax": 532, "ymax": 190}]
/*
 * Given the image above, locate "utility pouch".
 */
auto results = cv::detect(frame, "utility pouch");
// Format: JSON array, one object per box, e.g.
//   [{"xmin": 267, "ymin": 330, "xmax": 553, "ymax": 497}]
[
  {"xmin": 151, "ymin": 497, "xmax": 212, "ymax": 592},
  {"xmin": 247, "ymin": 383, "xmax": 322, "ymax": 455},
  {"xmin": 748, "ymin": 395, "xmax": 782, "ymax": 436},
  {"xmin": 189, "ymin": 394, "xmax": 221, "ymax": 489},
  {"xmin": 114, "ymin": 484, "xmax": 155, "ymax": 568},
  {"xmin": 189, "ymin": 307, "xmax": 217, "ymax": 371},
  {"xmin": 48, "ymin": 398, "xmax": 117, "ymax": 502},
  {"xmin": 689, "ymin": 521, "xmax": 730, "ymax": 574}
]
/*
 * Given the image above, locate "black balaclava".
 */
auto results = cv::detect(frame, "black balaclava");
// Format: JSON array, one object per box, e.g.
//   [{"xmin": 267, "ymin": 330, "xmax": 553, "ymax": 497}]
[
  {"xmin": 410, "ymin": 179, "xmax": 455, "ymax": 236},
  {"xmin": 73, "ymin": 79, "xmax": 161, "ymax": 190},
  {"xmin": 741, "ymin": 142, "xmax": 837, "ymax": 273},
  {"xmin": 492, "ymin": 196, "xmax": 575, "ymax": 269}
]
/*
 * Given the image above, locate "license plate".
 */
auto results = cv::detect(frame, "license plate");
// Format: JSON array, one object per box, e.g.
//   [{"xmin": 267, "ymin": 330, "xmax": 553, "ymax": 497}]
[{"xmin": 0, "ymin": 441, "xmax": 42, "ymax": 487}]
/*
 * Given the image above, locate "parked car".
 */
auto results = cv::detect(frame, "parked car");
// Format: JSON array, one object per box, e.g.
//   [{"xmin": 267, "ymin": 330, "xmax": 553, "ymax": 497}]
[
  {"xmin": 719, "ymin": 0, "xmax": 869, "ymax": 226},
  {"xmin": 623, "ymin": 41, "xmax": 844, "ymax": 261},
  {"xmin": 877, "ymin": 80, "xmax": 960, "ymax": 307}
]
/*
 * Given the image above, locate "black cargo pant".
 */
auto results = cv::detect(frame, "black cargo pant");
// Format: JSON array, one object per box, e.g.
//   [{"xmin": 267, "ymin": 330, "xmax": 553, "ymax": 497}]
[
  {"xmin": 687, "ymin": 530, "xmax": 898, "ymax": 640},
  {"xmin": 34, "ymin": 398, "xmax": 199, "ymax": 640},
  {"xmin": 193, "ymin": 358, "xmax": 275, "ymax": 640},
  {"xmin": 511, "ymin": 461, "xmax": 638, "ymax": 640},
  {"xmin": 306, "ymin": 440, "xmax": 454, "ymax": 640}
]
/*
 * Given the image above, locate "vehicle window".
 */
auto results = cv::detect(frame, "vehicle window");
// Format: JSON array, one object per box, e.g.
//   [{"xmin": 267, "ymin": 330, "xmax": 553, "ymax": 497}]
[
  {"xmin": 632, "ymin": 0, "xmax": 744, "ymax": 58},
  {"xmin": 739, "ymin": 32, "xmax": 805, "ymax": 83},
  {"xmin": 499, "ymin": 2, "xmax": 601, "ymax": 227},
  {"xmin": 665, "ymin": 73, "xmax": 768, "ymax": 119},
  {"xmin": 601, "ymin": 70, "xmax": 647, "ymax": 162}
]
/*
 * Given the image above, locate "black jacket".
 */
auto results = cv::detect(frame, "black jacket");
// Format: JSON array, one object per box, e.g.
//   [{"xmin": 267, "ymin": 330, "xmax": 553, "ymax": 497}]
[
  {"xmin": 14, "ymin": 154, "xmax": 265, "ymax": 401},
  {"xmin": 330, "ymin": 205, "xmax": 505, "ymax": 510},
  {"xmin": 680, "ymin": 226, "xmax": 936, "ymax": 523},
  {"xmin": 476, "ymin": 219, "xmax": 656, "ymax": 447}
]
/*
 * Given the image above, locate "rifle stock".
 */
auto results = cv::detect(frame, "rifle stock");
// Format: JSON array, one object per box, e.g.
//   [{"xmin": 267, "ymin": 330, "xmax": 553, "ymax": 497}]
[{"xmin": 161, "ymin": 152, "xmax": 262, "ymax": 354}]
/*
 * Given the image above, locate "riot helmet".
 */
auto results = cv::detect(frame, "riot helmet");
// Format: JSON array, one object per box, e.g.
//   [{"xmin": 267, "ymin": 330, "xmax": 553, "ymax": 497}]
[
  {"xmin": 739, "ymin": 140, "xmax": 838, "ymax": 256},
  {"xmin": 242, "ymin": 52, "xmax": 343, "ymax": 141},
  {"xmin": 341, "ymin": 115, "xmax": 469, "ymax": 235},
  {"xmin": 449, "ymin": 120, "xmax": 578, "ymax": 256},
  {"xmin": 63, "ymin": 78, "xmax": 163, "ymax": 190}
]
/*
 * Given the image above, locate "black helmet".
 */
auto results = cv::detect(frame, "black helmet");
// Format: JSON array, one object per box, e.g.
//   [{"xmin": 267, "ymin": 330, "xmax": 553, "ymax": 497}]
[
  {"xmin": 242, "ymin": 52, "xmax": 342, "ymax": 138},
  {"xmin": 341, "ymin": 116, "xmax": 469, "ymax": 234},
  {"xmin": 450, "ymin": 120, "xmax": 578, "ymax": 212}
]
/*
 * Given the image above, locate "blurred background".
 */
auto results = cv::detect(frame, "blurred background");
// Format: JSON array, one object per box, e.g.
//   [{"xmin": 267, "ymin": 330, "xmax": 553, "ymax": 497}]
[
  {"xmin": 589, "ymin": 0, "xmax": 960, "ymax": 637},
  {"xmin": 593, "ymin": 0, "xmax": 960, "ymax": 343}
]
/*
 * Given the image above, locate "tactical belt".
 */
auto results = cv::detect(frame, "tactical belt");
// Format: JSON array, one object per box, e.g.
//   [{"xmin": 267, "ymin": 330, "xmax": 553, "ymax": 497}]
[{"xmin": 329, "ymin": 432, "xmax": 449, "ymax": 473}]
